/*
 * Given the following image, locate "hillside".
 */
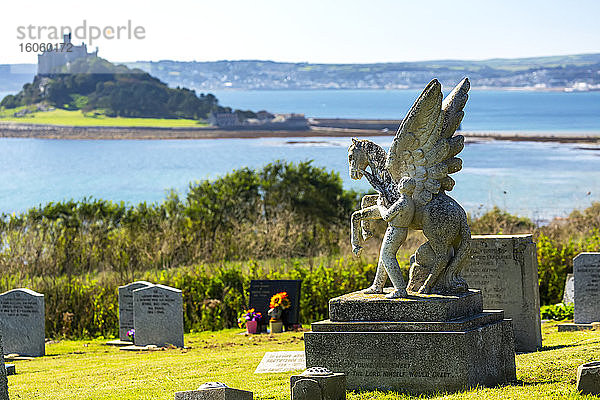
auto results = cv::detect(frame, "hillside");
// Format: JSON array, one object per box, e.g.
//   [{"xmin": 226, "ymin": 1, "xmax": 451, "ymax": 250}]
[
  {"xmin": 125, "ymin": 53, "xmax": 600, "ymax": 91},
  {"xmin": 2, "ymin": 54, "xmax": 600, "ymax": 93},
  {"xmin": 0, "ymin": 58, "xmax": 225, "ymax": 120}
]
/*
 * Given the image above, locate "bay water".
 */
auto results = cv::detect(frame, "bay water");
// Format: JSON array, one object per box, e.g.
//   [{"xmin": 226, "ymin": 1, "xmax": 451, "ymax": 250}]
[
  {"xmin": 0, "ymin": 89, "xmax": 599, "ymax": 220},
  {"xmin": 0, "ymin": 136, "xmax": 598, "ymax": 222}
]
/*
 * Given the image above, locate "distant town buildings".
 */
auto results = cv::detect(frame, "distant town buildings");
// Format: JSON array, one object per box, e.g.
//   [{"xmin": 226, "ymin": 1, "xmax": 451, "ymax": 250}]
[{"xmin": 37, "ymin": 33, "xmax": 98, "ymax": 75}]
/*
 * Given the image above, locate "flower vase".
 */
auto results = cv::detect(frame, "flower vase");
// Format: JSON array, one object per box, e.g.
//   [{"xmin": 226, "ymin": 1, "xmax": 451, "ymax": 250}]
[
  {"xmin": 246, "ymin": 320, "xmax": 258, "ymax": 334},
  {"xmin": 270, "ymin": 320, "xmax": 283, "ymax": 333}
]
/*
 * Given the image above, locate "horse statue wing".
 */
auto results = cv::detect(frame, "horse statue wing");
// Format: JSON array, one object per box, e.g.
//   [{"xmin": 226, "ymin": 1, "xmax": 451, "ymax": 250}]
[{"xmin": 385, "ymin": 78, "xmax": 470, "ymax": 207}]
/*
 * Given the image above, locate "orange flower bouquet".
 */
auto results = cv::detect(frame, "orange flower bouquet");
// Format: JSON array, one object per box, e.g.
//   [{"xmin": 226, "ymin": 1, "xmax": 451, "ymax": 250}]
[{"xmin": 268, "ymin": 291, "xmax": 291, "ymax": 333}]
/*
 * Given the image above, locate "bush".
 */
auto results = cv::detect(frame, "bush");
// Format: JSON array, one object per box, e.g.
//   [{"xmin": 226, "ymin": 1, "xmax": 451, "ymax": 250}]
[
  {"xmin": 0, "ymin": 257, "xmax": 375, "ymax": 339},
  {"xmin": 540, "ymin": 303, "xmax": 574, "ymax": 321}
]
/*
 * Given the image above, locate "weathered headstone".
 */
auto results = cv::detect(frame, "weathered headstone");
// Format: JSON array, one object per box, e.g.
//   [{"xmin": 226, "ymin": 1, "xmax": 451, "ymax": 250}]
[
  {"xmin": 249, "ymin": 280, "xmax": 301, "ymax": 327},
  {"xmin": 574, "ymin": 253, "xmax": 600, "ymax": 324},
  {"xmin": 118, "ymin": 281, "xmax": 153, "ymax": 341},
  {"xmin": 0, "ymin": 288, "xmax": 45, "ymax": 357},
  {"xmin": 577, "ymin": 361, "xmax": 600, "ymax": 395},
  {"xmin": 0, "ymin": 329, "xmax": 9, "ymax": 400},
  {"xmin": 460, "ymin": 234, "xmax": 542, "ymax": 352},
  {"xmin": 133, "ymin": 284, "xmax": 184, "ymax": 348},
  {"xmin": 563, "ymin": 273, "xmax": 574, "ymax": 305},
  {"xmin": 254, "ymin": 351, "xmax": 306, "ymax": 373},
  {"xmin": 290, "ymin": 368, "xmax": 346, "ymax": 400}
]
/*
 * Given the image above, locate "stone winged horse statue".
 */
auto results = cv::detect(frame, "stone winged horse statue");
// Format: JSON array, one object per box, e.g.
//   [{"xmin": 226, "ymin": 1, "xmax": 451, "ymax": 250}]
[{"xmin": 348, "ymin": 78, "xmax": 472, "ymax": 296}]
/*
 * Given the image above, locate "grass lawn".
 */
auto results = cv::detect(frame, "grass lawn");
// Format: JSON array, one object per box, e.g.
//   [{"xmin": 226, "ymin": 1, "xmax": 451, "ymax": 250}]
[
  {"xmin": 7, "ymin": 322, "xmax": 600, "ymax": 400},
  {"xmin": 0, "ymin": 108, "xmax": 208, "ymax": 128}
]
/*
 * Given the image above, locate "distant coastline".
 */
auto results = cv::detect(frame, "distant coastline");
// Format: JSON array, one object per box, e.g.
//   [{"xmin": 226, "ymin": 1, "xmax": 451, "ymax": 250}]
[{"xmin": 1, "ymin": 120, "xmax": 599, "ymax": 143}]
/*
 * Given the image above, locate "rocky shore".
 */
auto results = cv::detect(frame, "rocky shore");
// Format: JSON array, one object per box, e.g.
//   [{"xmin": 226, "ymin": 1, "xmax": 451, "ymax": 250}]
[{"xmin": 1, "ymin": 120, "xmax": 599, "ymax": 143}]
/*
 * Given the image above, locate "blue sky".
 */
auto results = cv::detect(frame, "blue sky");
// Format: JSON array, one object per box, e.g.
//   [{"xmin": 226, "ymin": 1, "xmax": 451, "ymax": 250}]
[{"xmin": 1, "ymin": 0, "xmax": 599, "ymax": 64}]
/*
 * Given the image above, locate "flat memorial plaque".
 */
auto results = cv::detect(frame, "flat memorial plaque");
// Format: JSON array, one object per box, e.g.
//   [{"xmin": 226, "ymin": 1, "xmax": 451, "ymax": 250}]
[
  {"xmin": 249, "ymin": 280, "xmax": 301, "ymax": 327},
  {"xmin": 254, "ymin": 351, "xmax": 306, "ymax": 373}
]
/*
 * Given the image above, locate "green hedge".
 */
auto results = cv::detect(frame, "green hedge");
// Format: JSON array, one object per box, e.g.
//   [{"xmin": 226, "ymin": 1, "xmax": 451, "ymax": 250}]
[{"xmin": 0, "ymin": 257, "xmax": 375, "ymax": 339}]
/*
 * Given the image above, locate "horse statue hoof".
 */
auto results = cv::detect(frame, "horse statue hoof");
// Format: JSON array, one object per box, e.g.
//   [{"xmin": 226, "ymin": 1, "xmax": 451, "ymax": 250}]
[
  {"xmin": 362, "ymin": 286, "xmax": 384, "ymax": 294},
  {"xmin": 352, "ymin": 245, "xmax": 363, "ymax": 256},
  {"xmin": 385, "ymin": 289, "xmax": 408, "ymax": 299}
]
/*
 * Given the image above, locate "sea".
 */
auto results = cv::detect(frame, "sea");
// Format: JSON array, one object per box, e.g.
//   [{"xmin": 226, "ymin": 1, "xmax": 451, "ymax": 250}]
[{"xmin": 0, "ymin": 89, "xmax": 599, "ymax": 221}]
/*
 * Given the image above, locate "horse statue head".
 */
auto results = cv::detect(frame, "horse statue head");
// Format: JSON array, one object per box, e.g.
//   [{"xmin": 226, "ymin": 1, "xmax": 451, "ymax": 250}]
[{"xmin": 348, "ymin": 138, "xmax": 369, "ymax": 180}]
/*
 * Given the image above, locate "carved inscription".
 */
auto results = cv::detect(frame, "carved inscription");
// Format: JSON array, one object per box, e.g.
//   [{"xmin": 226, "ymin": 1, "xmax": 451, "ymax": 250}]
[
  {"xmin": 0, "ymin": 297, "xmax": 39, "ymax": 317},
  {"xmin": 254, "ymin": 351, "xmax": 306, "ymax": 373},
  {"xmin": 138, "ymin": 292, "xmax": 173, "ymax": 315},
  {"xmin": 463, "ymin": 238, "xmax": 522, "ymax": 307}
]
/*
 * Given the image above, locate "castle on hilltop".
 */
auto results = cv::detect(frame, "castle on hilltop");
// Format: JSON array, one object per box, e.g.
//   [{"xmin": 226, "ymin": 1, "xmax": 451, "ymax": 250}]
[{"xmin": 37, "ymin": 33, "xmax": 98, "ymax": 75}]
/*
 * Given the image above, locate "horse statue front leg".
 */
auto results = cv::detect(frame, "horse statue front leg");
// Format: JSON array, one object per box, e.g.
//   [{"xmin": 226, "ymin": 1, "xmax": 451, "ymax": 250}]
[
  {"xmin": 360, "ymin": 194, "xmax": 379, "ymax": 240},
  {"xmin": 350, "ymin": 195, "xmax": 381, "ymax": 256},
  {"xmin": 351, "ymin": 197, "xmax": 388, "ymax": 294}
]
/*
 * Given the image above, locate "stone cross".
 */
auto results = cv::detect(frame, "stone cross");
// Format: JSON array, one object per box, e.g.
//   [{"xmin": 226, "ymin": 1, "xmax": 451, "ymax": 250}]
[
  {"xmin": 0, "ymin": 288, "xmax": 45, "ymax": 357},
  {"xmin": 118, "ymin": 281, "xmax": 153, "ymax": 341},
  {"xmin": 133, "ymin": 284, "xmax": 184, "ymax": 348}
]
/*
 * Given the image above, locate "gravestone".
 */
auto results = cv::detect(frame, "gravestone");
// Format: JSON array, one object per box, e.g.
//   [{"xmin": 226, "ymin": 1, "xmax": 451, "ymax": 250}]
[
  {"xmin": 563, "ymin": 274, "xmax": 574, "ymax": 305},
  {"xmin": 290, "ymin": 368, "xmax": 346, "ymax": 400},
  {"xmin": 574, "ymin": 253, "xmax": 600, "ymax": 324},
  {"xmin": 460, "ymin": 234, "xmax": 542, "ymax": 352},
  {"xmin": 0, "ymin": 329, "xmax": 9, "ymax": 400},
  {"xmin": 577, "ymin": 361, "xmax": 600, "ymax": 395},
  {"xmin": 249, "ymin": 280, "xmax": 301, "ymax": 327},
  {"xmin": 254, "ymin": 351, "xmax": 306, "ymax": 373},
  {"xmin": 0, "ymin": 288, "xmax": 45, "ymax": 357},
  {"xmin": 118, "ymin": 281, "xmax": 153, "ymax": 341},
  {"xmin": 133, "ymin": 284, "xmax": 184, "ymax": 348}
]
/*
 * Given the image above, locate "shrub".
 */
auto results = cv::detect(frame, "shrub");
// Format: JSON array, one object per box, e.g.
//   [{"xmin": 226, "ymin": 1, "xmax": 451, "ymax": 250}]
[
  {"xmin": 540, "ymin": 303, "xmax": 574, "ymax": 321},
  {"xmin": 0, "ymin": 257, "xmax": 375, "ymax": 338}
]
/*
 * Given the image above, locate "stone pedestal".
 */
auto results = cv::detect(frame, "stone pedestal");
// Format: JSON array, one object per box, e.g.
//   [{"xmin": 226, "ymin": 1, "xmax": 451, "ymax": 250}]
[{"xmin": 304, "ymin": 289, "xmax": 516, "ymax": 394}]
